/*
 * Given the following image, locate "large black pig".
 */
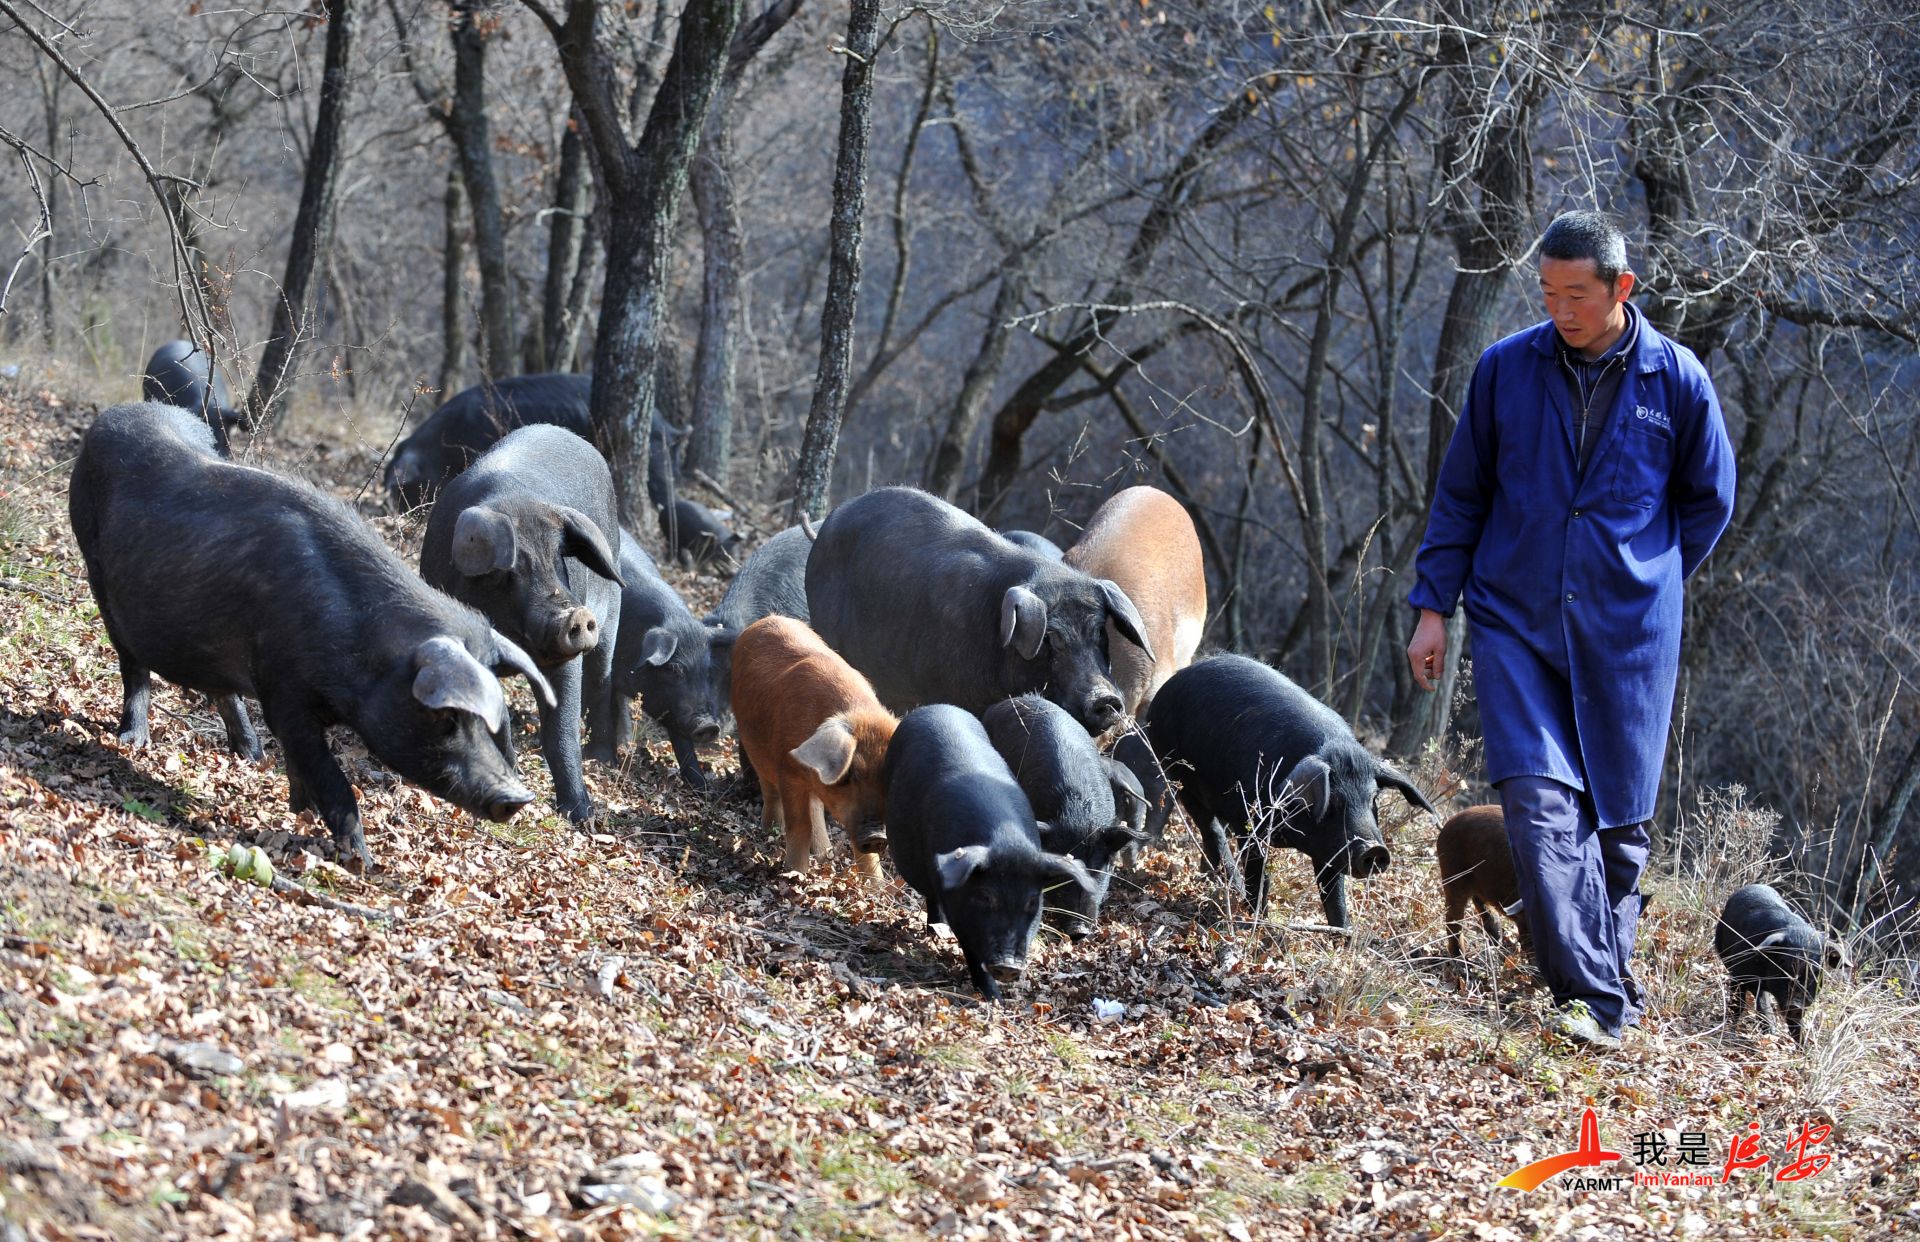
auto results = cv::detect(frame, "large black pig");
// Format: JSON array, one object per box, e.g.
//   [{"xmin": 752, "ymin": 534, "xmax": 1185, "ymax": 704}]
[
  {"xmin": 420, "ymin": 425, "xmax": 623, "ymax": 824},
  {"xmin": 1715, "ymin": 883, "xmax": 1849, "ymax": 1042},
  {"xmin": 1144, "ymin": 654, "xmax": 1434, "ymax": 927},
  {"xmin": 884, "ymin": 704, "xmax": 1095, "ymax": 1001},
  {"xmin": 606, "ymin": 530, "xmax": 722, "ymax": 787},
  {"xmin": 982, "ymin": 695, "xmax": 1143, "ymax": 939},
  {"xmin": 70, "ymin": 403, "xmax": 553, "ymax": 867},
  {"xmin": 704, "ymin": 525, "xmax": 812, "ymax": 717},
  {"xmin": 142, "ymin": 340, "xmax": 240, "ymax": 454},
  {"xmin": 383, "ymin": 373, "xmax": 677, "ymax": 526},
  {"xmin": 806, "ymin": 487, "xmax": 1153, "ymax": 735}
]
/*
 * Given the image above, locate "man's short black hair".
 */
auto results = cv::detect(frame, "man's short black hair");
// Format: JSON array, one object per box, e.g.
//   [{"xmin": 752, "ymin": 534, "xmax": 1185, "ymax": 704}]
[{"xmin": 1540, "ymin": 212, "xmax": 1630, "ymax": 286}]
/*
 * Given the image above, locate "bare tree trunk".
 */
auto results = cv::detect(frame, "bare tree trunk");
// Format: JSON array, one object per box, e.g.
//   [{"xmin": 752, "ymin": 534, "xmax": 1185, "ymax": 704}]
[
  {"xmin": 246, "ymin": 0, "xmax": 357, "ymax": 430},
  {"xmin": 529, "ymin": 0, "xmax": 739, "ymax": 527},
  {"xmin": 538, "ymin": 118, "xmax": 590, "ymax": 372},
  {"xmin": 36, "ymin": 64, "xmax": 60, "ymax": 347},
  {"xmin": 924, "ymin": 276, "xmax": 1019, "ymax": 500},
  {"xmin": 687, "ymin": 82, "xmax": 743, "ymax": 485},
  {"xmin": 1295, "ymin": 76, "xmax": 1422, "ymax": 695},
  {"xmin": 787, "ymin": 0, "xmax": 881, "ymax": 524},
  {"xmin": 448, "ymin": 0, "xmax": 515, "ymax": 374},
  {"xmin": 437, "ymin": 168, "xmax": 470, "ymax": 398}
]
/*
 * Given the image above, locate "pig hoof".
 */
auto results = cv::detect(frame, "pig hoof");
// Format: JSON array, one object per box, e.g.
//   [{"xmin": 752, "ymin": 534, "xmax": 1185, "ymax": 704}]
[
  {"xmin": 680, "ymin": 767, "xmax": 711, "ymax": 792},
  {"xmin": 116, "ymin": 726, "xmax": 149, "ymax": 748}
]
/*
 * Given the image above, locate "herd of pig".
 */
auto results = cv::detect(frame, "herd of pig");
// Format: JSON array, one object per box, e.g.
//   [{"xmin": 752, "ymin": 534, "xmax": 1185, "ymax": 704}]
[{"xmin": 69, "ymin": 345, "xmax": 1849, "ymax": 1028}]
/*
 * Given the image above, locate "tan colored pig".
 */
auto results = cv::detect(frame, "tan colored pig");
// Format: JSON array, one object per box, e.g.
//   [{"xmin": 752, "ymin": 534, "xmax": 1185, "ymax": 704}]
[
  {"xmin": 731, "ymin": 616, "xmax": 897, "ymax": 881},
  {"xmin": 1064, "ymin": 486, "xmax": 1207, "ymax": 716}
]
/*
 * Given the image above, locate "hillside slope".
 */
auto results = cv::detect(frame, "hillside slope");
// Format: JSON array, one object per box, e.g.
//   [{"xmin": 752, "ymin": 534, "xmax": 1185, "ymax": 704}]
[{"xmin": 1, "ymin": 382, "xmax": 1914, "ymax": 1240}]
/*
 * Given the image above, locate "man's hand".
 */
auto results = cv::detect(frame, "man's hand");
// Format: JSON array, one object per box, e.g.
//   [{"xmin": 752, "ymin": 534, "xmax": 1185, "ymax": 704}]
[{"xmin": 1407, "ymin": 608, "xmax": 1447, "ymax": 692}]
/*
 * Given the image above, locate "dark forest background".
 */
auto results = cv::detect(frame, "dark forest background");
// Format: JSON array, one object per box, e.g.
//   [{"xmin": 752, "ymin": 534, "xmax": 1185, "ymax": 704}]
[{"xmin": 3, "ymin": 0, "xmax": 1916, "ymax": 935}]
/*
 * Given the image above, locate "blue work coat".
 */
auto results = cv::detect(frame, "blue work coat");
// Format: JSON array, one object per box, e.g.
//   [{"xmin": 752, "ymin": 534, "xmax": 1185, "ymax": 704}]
[{"xmin": 1410, "ymin": 314, "xmax": 1737, "ymax": 827}]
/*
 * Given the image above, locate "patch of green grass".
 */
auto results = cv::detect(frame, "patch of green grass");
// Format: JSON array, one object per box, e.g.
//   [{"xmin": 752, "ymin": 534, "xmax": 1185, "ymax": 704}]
[
  {"xmin": 1262, "ymin": 1161, "xmax": 1351, "ymax": 1207},
  {"xmin": 287, "ymin": 967, "xmax": 357, "ymax": 1014},
  {"xmin": 1045, "ymin": 1031, "xmax": 1087, "ymax": 1073},
  {"xmin": 481, "ymin": 818, "xmax": 543, "ymax": 848},
  {"xmin": 920, "ymin": 1041, "xmax": 981, "ymax": 1071}
]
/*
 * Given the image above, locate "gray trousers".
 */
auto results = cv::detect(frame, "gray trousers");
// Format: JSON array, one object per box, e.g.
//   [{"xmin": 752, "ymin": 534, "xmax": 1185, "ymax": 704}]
[{"xmin": 1498, "ymin": 775, "xmax": 1649, "ymax": 1035}]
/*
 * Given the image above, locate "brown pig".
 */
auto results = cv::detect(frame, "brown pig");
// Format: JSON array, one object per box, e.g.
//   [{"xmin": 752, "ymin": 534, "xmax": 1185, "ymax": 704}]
[
  {"xmin": 1437, "ymin": 805, "xmax": 1531, "ymax": 960},
  {"xmin": 1064, "ymin": 486, "xmax": 1207, "ymax": 716},
  {"xmin": 731, "ymin": 616, "xmax": 898, "ymax": 881}
]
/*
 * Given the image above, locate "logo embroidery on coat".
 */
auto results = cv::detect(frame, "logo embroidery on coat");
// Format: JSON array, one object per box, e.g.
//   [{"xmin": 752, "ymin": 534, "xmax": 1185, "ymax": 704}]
[{"xmin": 1634, "ymin": 405, "xmax": 1671, "ymax": 431}]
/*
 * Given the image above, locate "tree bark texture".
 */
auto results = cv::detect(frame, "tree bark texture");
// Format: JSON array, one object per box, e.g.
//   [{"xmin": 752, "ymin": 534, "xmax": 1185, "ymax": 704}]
[
  {"xmin": 246, "ymin": 0, "xmax": 357, "ymax": 429},
  {"xmin": 438, "ymin": 168, "xmax": 471, "ymax": 399},
  {"xmin": 787, "ymin": 0, "xmax": 881, "ymax": 525},
  {"xmin": 531, "ymin": 0, "xmax": 739, "ymax": 527},
  {"xmin": 537, "ymin": 117, "xmax": 591, "ymax": 372},
  {"xmin": 449, "ymin": 0, "xmax": 516, "ymax": 375},
  {"xmin": 687, "ymin": 78, "xmax": 743, "ymax": 486},
  {"xmin": 924, "ymin": 276, "xmax": 1019, "ymax": 500}
]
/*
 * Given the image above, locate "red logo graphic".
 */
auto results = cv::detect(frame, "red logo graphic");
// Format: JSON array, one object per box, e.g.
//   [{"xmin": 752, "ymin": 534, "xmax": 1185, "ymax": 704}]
[{"xmin": 1496, "ymin": 1107, "xmax": 1621, "ymax": 1191}]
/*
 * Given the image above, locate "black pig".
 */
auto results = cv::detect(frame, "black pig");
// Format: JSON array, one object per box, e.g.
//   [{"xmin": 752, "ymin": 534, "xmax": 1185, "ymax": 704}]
[
  {"xmin": 671, "ymin": 498, "xmax": 744, "ymax": 570},
  {"xmin": 1144, "ymin": 654, "xmax": 1434, "ymax": 927},
  {"xmin": 70, "ymin": 403, "xmax": 553, "ymax": 866},
  {"xmin": 1110, "ymin": 729, "xmax": 1176, "ymax": 846},
  {"xmin": 1715, "ymin": 883, "xmax": 1849, "ymax": 1042},
  {"xmin": 982, "ymin": 695, "xmax": 1143, "ymax": 939},
  {"xmin": 883, "ymin": 705, "xmax": 1095, "ymax": 1001},
  {"xmin": 383, "ymin": 373, "xmax": 677, "ymax": 524},
  {"xmin": 606, "ymin": 530, "xmax": 721, "ymax": 787},
  {"xmin": 997, "ymin": 529, "xmax": 1065, "ymax": 560},
  {"xmin": 807, "ymin": 487, "xmax": 1153, "ymax": 734},
  {"xmin": 142, "ymin": 340, "xmax": 240, "ymax": 453},
  {"xmin": 421, "ymin": 425, "xmax": 623, "ymax": 824},
  {"xmin": 704, "ymin": 525, "xmax": 811, "ymax": 719}
]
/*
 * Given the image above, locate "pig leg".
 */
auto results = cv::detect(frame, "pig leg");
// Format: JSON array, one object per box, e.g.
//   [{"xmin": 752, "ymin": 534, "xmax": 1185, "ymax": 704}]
[
  {"xmin": 608, "ymin": 693, "xmax": 634, "ymax": 759},
  {"xmin": 779, "ymin": 786, "xmax": 816, "ymax": 873},
  {"xmin": 579, "ymin": 614, "xmax": 620, "ymax": 767},
  {"xmin": 759, "ymin": 778, "xmax": 782, "ymax": 831},
  {"xmin": 114, "ymin": 654, "xmax": 152, "ymax": 747},
  {"xmin": 967, "ymin": 956, "xmax": 1001, "ymax": 1003},
  {"xmin": 668, "ymin": 731, "xmax": 710, "ymax": 791},
  {"xmin": 217, "ymin": 695, "xmax": 264, "ymax": 762},
  {"xmin": 807, "ymin": 798, "xmax": 830, "ymax": 860},
  {"xmin": 1475, "ymin": 899, "xmax": 1505, "ymax": 948},
  {"xmin": 1241, "ymin": 838, "xmax": 1273, "ymax": 919},
  {"xmin": 1314, "ymin": 868, "xmax": 1348, "ymax": 929},
  {"xmin": 538, "ymin": 660, "xmax": 595, "ymax": 823},
  {"xmin": 1784, "ymin": 1002, "xmax": 1807, "ymax": 1044},
  {"xmin": 1754, "ymin": 987, "xmax": 1780, "ymax": 1035},
  {"xmin": 1195, "ymin": 817, "xmax": 1239, "ymax": 890},
  {"xmin": 264, "ymin": 699, "xmax": 367, "ymax": 867},
  {"xmin": 1443, "ymin": 884, "xmax": 1469, "ymax": 959},
  {"xmin": 924, "ymin": 892, "xmax": 945, "ymax": 927}
]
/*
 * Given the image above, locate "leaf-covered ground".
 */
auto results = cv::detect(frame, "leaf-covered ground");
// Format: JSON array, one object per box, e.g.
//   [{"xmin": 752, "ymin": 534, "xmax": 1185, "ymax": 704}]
[{"xmin": 1, "ymin": 377, "xmax": 1916, "ymax": 1240}]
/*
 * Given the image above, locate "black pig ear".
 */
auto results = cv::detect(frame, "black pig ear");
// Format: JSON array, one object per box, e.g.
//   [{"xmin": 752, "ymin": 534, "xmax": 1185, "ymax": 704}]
[
  {"xmin": 1096, "ymin": 580, "xmax": 1156, "ymax": 663},
  {"xmin": 412, "ymin": 636, "xmax": 508, "ymax": 732},
  {"xmin": 452, "ymin": 506, "xmax": 516, "ymax": 576},
  {"xmin": 1282, "ymin": 756, "xmax": 1332, "ymax": 820},
  {"xmin": 999, "ymin": 585, "xmax": 1048, "ymax": 659},
  {"xmin": 1034, "ymin": 850, "xmax": 1098, "ymax": 895},
  {"xmin": 489, "ymin": 630, "xmax": 557, "ymax": 709},
  {"xmin": 641, "ymin": 627, "xmax": 678, "ymax": 667},
  {"xmin": 557, "ymin": 507, "xmax": 623, "ymax": 586},
  {"xmin": 1375, "ymin": 763, "xmax": 1439, "ymax": 817},
  {"xmin": 934, "ymin": 845, "xmax": 992, "ymax": 891}
]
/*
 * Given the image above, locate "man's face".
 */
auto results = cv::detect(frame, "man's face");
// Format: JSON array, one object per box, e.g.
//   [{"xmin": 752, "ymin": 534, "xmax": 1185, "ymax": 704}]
[{"xmin": 1539, "ymin": 256, "xmax": 1635, "ymax": 354}]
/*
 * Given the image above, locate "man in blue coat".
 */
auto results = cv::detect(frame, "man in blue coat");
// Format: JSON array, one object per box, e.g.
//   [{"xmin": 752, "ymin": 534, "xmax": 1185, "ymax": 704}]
[{"xmin": 1407, "ymin": 212, "xmax": 1737, "ymax": 1049}]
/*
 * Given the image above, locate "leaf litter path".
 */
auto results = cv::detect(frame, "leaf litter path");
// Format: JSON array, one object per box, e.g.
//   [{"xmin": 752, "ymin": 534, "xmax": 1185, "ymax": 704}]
[{"xmin": 0, "ymin": 386, "xmax": 1913, "ymax": 1239}]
